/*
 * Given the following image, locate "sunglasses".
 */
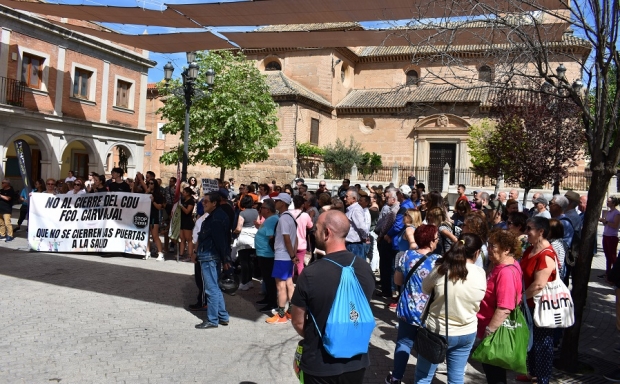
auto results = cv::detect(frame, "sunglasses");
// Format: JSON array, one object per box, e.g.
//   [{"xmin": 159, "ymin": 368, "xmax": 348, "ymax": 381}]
[
  {"xmin": 75, "ymin": 183, "xmax": 81, "ymax": 186},
  {"xmin": 47, "ymin": 183, "xmax": 55, "ymax": 186},
  {"xmin": 319, "ymin": 184, "xmax": 326, "ymax": 187}
]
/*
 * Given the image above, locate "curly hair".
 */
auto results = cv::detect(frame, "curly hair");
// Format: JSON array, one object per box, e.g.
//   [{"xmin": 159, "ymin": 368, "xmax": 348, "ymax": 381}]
[
  {"xmin": 462, "ymin": 213, "xmax": 489, "ymax": 242},
  {"xmin": 488, "ymin": 229, "xmax": 522, "ymax": 259}
]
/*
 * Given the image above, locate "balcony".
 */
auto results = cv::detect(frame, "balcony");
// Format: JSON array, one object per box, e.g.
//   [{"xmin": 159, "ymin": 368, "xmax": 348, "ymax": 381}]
[{"xmin": 0, "ymin": 76, "xmax": 25, "ymax": 107}]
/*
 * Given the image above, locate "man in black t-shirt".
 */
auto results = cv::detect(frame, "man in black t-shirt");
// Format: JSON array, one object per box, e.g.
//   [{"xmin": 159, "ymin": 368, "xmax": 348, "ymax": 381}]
[
  {"xmin": 0, "ymin": 179, "xmax": 16, "ymax": 241},
  {"xmin": 107, "ymin": 167, "xmax": 131, "ymax": 192},
  {"xmin": 290, "ymin": 210, "xmax": 375, "ymax": 384}
]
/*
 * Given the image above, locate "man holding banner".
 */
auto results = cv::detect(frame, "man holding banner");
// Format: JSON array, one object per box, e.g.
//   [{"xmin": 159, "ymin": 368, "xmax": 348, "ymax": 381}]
[{"xmin": 0, "ymin": 179, "xmax": 16, "ymax": 242}]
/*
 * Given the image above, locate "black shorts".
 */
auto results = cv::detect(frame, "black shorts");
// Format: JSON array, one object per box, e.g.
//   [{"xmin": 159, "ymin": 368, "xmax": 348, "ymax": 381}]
[{"xmin": 150, "ymin": 216, "xmax": 160, "ymax": 226}]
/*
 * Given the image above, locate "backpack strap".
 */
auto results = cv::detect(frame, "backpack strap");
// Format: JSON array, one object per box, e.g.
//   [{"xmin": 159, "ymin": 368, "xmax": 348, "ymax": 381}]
[{"xmin": 396, "ymin": 253, "xmax": 428, "ymax": 302}]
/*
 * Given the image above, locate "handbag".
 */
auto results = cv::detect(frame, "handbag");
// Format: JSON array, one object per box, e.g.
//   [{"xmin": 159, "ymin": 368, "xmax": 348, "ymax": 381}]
[
  {"xmin": 532, "ymin": 255, "xmax": 575, "ymax": 328},
  {"xmin": 413, "ymin": 272, "xmax": 448, "ymax": 364},
  {"xmin": 471, "ymin": 265, "xmax": 530, "ymax": 374}
]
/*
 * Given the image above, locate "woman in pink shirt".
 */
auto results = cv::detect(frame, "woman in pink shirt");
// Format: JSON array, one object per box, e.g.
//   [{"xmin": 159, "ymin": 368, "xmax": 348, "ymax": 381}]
[
  {"xmin": 291, "ymin": 195, "xmax": 313, "ymax": 276},
  {"xmin": 599, "ymin": 197, "xmax": 620, "ymax": 279},
  {"xmin": 477, "ymin": 229, "xmax": 523, "ymax": 384}
]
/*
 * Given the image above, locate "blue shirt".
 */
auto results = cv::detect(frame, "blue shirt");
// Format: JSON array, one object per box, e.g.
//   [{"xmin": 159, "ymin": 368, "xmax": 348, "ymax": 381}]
[
  {"xmin": 255, "ymin": 215, "xmax": 279, "ymax": 258},
  {"xmin": 396, "ymin": 250, "xmax": 441, "ymax": 326}
]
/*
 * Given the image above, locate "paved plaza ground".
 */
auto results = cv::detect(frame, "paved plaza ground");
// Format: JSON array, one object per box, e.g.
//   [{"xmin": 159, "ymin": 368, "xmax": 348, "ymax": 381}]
[{"xmin": 0, "ymin": 215, "xmax": 619, "ymax": 383}]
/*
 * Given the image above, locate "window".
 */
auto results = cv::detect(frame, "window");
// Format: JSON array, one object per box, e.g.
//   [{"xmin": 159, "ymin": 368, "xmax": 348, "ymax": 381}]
[
  {"xmin": 116, "ymin": 80, "xmax": 131, "ymax": 108},
  {"xmin": 265, "ymin": 61, "xmax": 281, "ymax": 71},
  {"xmin": 310, "ymin": 118, "xmax": 319, "ymax": 145},
  {"xmin": 157, "ymin": 122, "xmax": 166, "ymax": 140},
  {"xmin": 479, "ymin": 65, "xmax": 493, "ymax": 83},
  {"xmin": 341, "ymin": 65, "xmax": 346, "ymax": 83},
  {"xmin": 73, "ymin": 68, "xmax": 92, "ymax": 99},
  {"xmin": 406, "ymin": 70, "xmax": 419, "ymax": 86},
  {"xmin": 22, "ymin": 53, "xmax": 44, "ymax": 89}
]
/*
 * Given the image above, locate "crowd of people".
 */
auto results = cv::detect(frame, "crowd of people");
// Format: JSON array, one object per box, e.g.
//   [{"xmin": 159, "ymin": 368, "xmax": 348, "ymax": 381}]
[{"xmin": 2, "ymin": 168, "xmax": 620, "ymax": 383}]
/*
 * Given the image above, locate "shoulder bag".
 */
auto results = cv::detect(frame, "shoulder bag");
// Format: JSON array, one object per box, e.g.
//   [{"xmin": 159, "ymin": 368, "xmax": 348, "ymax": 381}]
[
  {"xmin": 471, "ymin": 265, "xmax": 530, "ymax": 374},
  {"xmin": 413, "ymin": 271, "xmax": 448, "ymax": 364},
  {"xmin": 532, "ymin": 254, "xmax": 574, "ymax": 328},
  {"xmin": 395, "ymin": 253, "xmax": 428, "ymax": 302}
]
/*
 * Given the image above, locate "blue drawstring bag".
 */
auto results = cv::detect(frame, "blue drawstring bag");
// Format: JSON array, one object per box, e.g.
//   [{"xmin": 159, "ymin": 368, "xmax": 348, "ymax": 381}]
[{"xmin": 310, "ymin": 257, "xmax": 376, "ymax": 358}]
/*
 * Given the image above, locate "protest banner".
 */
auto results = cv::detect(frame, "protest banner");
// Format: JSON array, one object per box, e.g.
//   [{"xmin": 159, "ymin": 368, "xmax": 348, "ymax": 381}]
[
  {"xmin": 28, "ymin": 192, "xmax": 151, "ymax": 255},
  {"xmin": 201, "ymin": 178, "xmax": 219, "ymax": 195}
]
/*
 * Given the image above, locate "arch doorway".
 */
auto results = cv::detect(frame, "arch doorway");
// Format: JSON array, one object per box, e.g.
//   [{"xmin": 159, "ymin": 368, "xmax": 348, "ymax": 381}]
[
  {"xmin": 105, "ymin": 144, "xmax": 133, "ymax": 176},
  {"xmin": 60, "ymin": 139, "xmax": 97, "ymax": 180},
  {"xmin": 3, "ymin": 134, "xmax": 47, "ymax": 183}
]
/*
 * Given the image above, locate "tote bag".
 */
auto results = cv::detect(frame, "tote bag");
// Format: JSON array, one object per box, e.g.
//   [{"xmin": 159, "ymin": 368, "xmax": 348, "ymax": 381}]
[{"xmin": 532, "ymin": 256, "xmax": 574, "ymax": 328}]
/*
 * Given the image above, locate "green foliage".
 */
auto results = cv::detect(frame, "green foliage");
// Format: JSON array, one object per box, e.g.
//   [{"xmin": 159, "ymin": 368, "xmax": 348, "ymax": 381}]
[
  {"xmin": 468, "ymin": 119, "xmax": 506, "ymax": 179},
  {"xmin": 157, "ymin": 50, "xmax": 280, "ymax": 178},
  {"xmin": 359, "ymin": 152, "xmax": 383, "ymax": 179},
  {"xmin": 296, "ymin": 142, "xmax": 325, "ymax": 157},
  {"xmin": 323, "ymin": 137, "xmax": 363, "ymax": 177}
]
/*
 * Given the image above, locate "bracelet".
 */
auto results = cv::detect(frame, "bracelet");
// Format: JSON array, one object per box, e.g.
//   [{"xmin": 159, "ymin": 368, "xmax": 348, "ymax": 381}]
[{"xmin": 485, "ymin": 326, "xmax": 494, "ymax": 335}]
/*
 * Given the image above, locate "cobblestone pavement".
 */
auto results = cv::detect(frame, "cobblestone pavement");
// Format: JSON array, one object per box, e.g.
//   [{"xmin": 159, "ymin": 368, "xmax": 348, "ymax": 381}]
[{"xmin": 0, "ymin": 216, "xmax": 618, "ymax": 383}]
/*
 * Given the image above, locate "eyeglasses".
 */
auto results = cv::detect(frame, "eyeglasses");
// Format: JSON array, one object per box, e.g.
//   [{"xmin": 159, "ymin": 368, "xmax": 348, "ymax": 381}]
[{"xmin": 319, "ymin": 184, "xmax": 326, "ymax": 187}]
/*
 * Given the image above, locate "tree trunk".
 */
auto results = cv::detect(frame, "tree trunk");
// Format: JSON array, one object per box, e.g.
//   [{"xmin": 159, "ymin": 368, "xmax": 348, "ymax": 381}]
[
  {"xmin": 557, "ymin": 169, "xmax": 612, "ymax": 372},
  {"xmin": 219, "ymin": 167, "xmax": 226, "ymax": 181},
  {"xmin": 552, "ymin": 179, "xmax": 560, "ymax": 196},
  {"xmin": 523, "ymin": 187, "xmax": 530, "ymax": 208}
]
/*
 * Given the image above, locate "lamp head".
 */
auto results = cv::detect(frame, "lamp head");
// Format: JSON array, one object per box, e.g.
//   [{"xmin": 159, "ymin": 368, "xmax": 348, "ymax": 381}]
[
  {"xmin": 556, "ymin": 63, "xmax": 566, "ymax": 81},
  {"xmin": 188, "ymin": 62, "xmax": 199, "ymax": 80},
  {"xmin": 186, "ymin": 51, "xmax": 197, "ymax": 64},
  {"xmin": 206, "ymin": 68, "xmax": 215, "ymax": 87},
  {"xmin": 163, "ymin": 62, "xmax": 174, "ymax": 82},
  {"xmin": 572, "ymin": 78, "xmax": 584, "ymax": 93}
]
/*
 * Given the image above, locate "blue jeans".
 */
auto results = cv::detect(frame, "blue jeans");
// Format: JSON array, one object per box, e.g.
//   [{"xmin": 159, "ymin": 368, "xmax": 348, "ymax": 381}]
[
  {"xmin": 199, "ymin": 257, "xmax": 230, "ymax": 326},
  {"xmin": 346, "ymin": 242, "xmax": 366, "ymax": 260},
  {"xmin": 392, "ymin": 320, "xmax": 420, "ymax": 380},
  {"xmin": 414, "ymin": 331, "xmax": 476, "ymax": 384}
]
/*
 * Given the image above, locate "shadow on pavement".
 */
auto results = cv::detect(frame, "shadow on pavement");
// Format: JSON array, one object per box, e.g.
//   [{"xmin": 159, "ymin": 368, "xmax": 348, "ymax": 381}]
[{"xmin": 0, "ymin": 251, "xmax": 266, "ymax": 323}]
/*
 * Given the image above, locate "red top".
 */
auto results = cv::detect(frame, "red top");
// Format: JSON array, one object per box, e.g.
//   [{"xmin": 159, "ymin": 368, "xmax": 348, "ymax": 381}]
[{"xmin": 520, "ymin": 245, "xmax": 557, "ymax": 307}]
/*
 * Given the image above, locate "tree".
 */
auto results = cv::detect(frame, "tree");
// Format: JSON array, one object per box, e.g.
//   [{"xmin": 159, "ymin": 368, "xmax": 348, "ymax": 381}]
[
  {"xmin": 323, "ymin": 137, "xmax": 363, "ymax": 179},
  {"xmin": 468, "ymin": 118, "xmax": 504, "ymax": 179},
  {"xmin": 158, "ymin": 50, "xmax": 280, "ymax": 180},
  {"xmin": 396, "ymin": 0, "xmax": 618, "ymax": 371},
  {"xmin": 359, "ymin": 152, "xmax": 383, "ymax": 180},
  {"xmin": 487, "ymin": 89, "xmax": 584, "ymax": 205}
]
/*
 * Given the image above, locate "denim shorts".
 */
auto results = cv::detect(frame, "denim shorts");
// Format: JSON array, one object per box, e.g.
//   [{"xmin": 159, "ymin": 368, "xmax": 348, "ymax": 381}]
[{"xmin": 272, "ymin": 260, "xmax": 294, "ymax": 280}]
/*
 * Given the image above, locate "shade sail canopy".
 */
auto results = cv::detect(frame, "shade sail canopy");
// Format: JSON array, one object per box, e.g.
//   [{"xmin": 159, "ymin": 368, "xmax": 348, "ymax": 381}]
[
  {"xmin": 223, "ymin": 23, "xmax": 569, "ymax": 49},
  {"xmin": 169, "ymin": 0, "xmax": 568, "ymax": 27},
  {"xmin": 49, "ymin": 22, "xmax": 234, "ymax": 52},
  {"xmin": 0, "ymin": 0, "xmax": 197, "ymax": 28},
  {"xmin": 0, "ymin": 0, "xmax": 568, "ymax": 28}
]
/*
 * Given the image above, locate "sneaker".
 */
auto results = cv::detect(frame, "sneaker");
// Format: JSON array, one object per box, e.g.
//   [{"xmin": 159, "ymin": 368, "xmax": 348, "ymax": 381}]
[
  {"xmin": 259, "ymin": 305, "xmax": 277, "ymax": 313},
  {"xmin": 385, "ymin": 373, "xmax": 402, "ymax": 384},
  {"xmin": 389, "ymin": 302, "xmax": 398, "ymax": 310},
  {"xmin": 5, "ymin": 236, "xmax": 14, "ymax": 242},
  {"xmin": 266, "ymin": 313, "xmax": 288, "ymax": 324},
  {"xmin": 168, "ymin": 245, "xmax": 176, "ymax": 253},
  {"xmin": 143, "ymin": 252, "xmax": 151, "ymax": 260},
  {"xmin": 239, "ymin": 281, "xmax": 253, "ymax": 291},
  {"xmin": 156, "ymin": 252, "xmax": 164, "ymax": 261},
  {"xmin": 436, "ymin": 362, "xmax": 448, "ymax": 374},
  {"xmin": 515, "ymin": 374, "xmax": 533, "ymax": 382}
]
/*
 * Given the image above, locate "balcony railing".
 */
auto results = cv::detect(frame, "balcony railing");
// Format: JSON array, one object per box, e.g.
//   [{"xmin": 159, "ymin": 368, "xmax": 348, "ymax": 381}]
[{"xmin": 0, "ymin": 76, "xmax": 25, "ymax": 107}]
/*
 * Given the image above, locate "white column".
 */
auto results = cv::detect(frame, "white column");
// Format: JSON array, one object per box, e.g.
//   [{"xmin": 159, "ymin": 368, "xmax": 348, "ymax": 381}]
[
  {"xmin": 0, "ymin": 28, "xmax": 11, "ymax": 79},
  {"xmin": 137, "ymin": 71, "xmax": 148, "ymax": 129},
  {"xmin": 54, "ymin": 46, "xmax": 66, "ymax": 117},
  {"xmin": 100, "ymin": 61, "xmax": 110, "ymax": 123}
]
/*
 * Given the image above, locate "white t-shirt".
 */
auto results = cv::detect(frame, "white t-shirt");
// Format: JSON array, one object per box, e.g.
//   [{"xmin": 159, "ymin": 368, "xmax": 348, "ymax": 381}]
[
  {"xmin": 274, "ymin": 211, "xmax": 298, "ymax": 261},
  {"xmin": 193, "ymin": 212, "xmax": 208, "ymax": 244},
  {"xmin": 65, "ymin": 176, "xmax": 76, "ymax": 183}
]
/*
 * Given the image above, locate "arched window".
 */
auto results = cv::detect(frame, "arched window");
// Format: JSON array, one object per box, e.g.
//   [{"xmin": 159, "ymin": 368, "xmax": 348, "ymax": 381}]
[
  {"xmin": 406, "ymin": 70, "xmax": 419, "ymax": 86},
  {"xmin": 479, "ymin": 65, "xmax": 492, "ymax": 83},
  {"xmin": 265, "ymin": 61, "xmax": 281, "ymax": 71}
]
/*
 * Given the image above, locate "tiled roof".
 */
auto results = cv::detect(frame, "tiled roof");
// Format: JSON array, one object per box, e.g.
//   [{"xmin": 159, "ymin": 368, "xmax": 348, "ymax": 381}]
[
  {"xmin": 355, "ymin": 34, "xmax": 589, "ymax": 58},
  {"xmin": 336, "ymin": 85, "xmax": 490, "ymax": 110},
  {"xmin": 265, "ymin": 71, "xmax": 332, "ymax": 109},
  {"xmin": 257, "ymin": 22, "xmax": 363, "ymax": 32}
]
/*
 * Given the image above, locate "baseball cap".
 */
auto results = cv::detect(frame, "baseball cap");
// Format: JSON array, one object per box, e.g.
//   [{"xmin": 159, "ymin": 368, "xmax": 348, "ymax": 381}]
[
  {"xmin": 273, "ymin": 193, "xmax": 292, "ymax": 205},
  {"xmin": 294, "ymin": 177, "xmax": 304, "ymax": 184},
  {"xmin": 399, "ymin": 184, "xmax": 412, "ymax": 195},
  {"xmin": 533, "ymin": 196, "xmax": 548, "ymax": 206},
  {"xmin": 564, "ymin": 191, "xmax": 580, "ymax": 203}
]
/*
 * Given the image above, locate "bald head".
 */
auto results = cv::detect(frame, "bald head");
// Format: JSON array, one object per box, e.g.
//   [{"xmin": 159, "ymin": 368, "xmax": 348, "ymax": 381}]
[{"xmin": 321, "ymin": 210, "xmax": 350, "ymax": 239}]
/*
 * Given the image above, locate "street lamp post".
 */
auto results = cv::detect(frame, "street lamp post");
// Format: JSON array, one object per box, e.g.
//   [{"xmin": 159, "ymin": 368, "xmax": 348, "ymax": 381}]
[{"xmin": 163, "ymin": 52, "xmax": 215, "ymax": 182}]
